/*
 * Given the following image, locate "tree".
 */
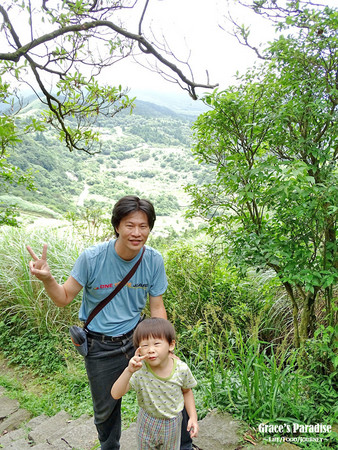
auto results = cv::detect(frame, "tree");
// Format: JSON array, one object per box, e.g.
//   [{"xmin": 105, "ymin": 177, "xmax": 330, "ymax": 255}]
[
  {"xmin": 0, "ymin": 0, "xmax": 217, "ymax": 154},
  {"xmin": 186, "ymin": 2, "xmax": 337, "ymax": 346},
  {"xmin": 0, "ymin": 0, "xmax": 217, "ymax": 226},
  {"xmin": 0, "ymin": 104, "xmax": 37, "ymax": 226}
]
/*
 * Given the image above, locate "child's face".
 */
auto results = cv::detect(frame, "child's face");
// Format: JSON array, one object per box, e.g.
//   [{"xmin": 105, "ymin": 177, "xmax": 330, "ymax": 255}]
[{"xmin": 138, "ymin": 335, "xmax": 175, "ymax": 368}]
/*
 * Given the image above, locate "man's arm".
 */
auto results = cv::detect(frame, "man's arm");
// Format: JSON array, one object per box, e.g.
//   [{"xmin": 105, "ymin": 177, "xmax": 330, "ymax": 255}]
[
  {"xmin": 27, "ymin": 244, "xmax": 83, "ymax": 307},
  {"xmin": 149, "ymin": 295, "xmax": 167, "ymax": 319},
  {"xmin": 41, "ymin": 275, "xmax": 83, "ymax": 307}
]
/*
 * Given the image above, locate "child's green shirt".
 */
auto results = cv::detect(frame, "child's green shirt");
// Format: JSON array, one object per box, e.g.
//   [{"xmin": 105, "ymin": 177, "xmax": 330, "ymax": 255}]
[{"xmin": 129, "ymin": 358, "xmax": 197, "ymax": 419}]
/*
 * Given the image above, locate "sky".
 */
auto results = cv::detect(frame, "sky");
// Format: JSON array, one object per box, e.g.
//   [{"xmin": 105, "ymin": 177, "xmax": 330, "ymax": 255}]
[
  {"xmin": 8, "ymin": 0, "xmax": 271, "ymax": 106},
  {"xmin": 1, "ymin": 0, "xmax": 261, "ymax": 104},
  {"xmin": 1, "ymin": 0, "xmax": 336, "ymax": 106},
  {"xmin": 106, "ymin": 0, "xmax": 337, "ymax": 100},
  {"xmin": 105, "ymin": 0, "xmax": 271, "ymax": 96}
]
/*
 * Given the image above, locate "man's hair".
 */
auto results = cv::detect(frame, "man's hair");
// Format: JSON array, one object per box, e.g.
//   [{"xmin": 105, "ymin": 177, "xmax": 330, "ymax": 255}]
[
  {"xmin": 111, "ymin": 195, "xmax": 156, "ymax": 237},
  {"xmin": 133, "ymin": 318, "xmax": 176, "ymax": 348}
]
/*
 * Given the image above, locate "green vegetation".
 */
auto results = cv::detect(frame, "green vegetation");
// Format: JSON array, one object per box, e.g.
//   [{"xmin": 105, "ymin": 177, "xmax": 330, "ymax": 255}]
[
  {"xmin": 0, "ymin": 115, "xmax": 37, "ymax": 226},
  {"xmin": 187, "ymin": 3, "xmax": 338, "ymax": 347},
  {"xmin": 0, "ymin": 226, "xmax": 336, "ymax": 448}
]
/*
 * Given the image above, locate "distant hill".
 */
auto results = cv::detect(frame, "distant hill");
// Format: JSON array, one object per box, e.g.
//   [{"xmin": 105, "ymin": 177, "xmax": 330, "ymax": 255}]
[
  {"xmin": 1, "ymin": 88, "xmax": 209, "ymax": 117},
  {"xmin": 130, "ymin": 89, "xmax": 209, "ymax": 116},
  {"xmin": 4, "ymin": 96, "xmax": 212, "ymax": 232}
]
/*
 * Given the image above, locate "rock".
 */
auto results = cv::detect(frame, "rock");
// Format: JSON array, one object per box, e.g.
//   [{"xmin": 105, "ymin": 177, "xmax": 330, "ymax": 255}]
[
  {"xmin": 0, "ymin": 428, "xmax": 27, "ymax": 447},
  {"xmin": 0, "ymin": 397, "xmax": 19, "ymax": 419},
  {"xmin": 1, "ymin": 437, "xmax": 32, "ymax": 449},
  {"xmin": 120, "ymin": 422, "xmax": 138, "ymax": 449},
  {"xmin": 33, "ymin": 444, "xmax": 64, "ymax": 450},
  {"xmin": 0, "ymin": 408, "xmax": 31, "ymax": 434},
  {"xmin": 50, "ymin": 415, "xmax": 98, "ymax": 450},
  {"xmin": 26, "ymin": 414, "xmax": 49, "ymax": 428},
  {"xmin": 192, "ymin": 410, "xmax": 241, "ymax": 450},
  {"xmin": 28, "ymin": 410, "xmax": 71, "ymax": 445}
]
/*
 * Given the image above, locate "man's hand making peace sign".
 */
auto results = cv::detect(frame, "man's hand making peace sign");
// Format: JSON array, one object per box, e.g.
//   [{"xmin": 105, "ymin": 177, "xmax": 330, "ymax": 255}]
[
  {"xmin": 26, "ymin": 244, "xmax": 82, "ymax": 307},
  {"xmin": 26, "ymin": 244, "xmax": 52, "ymax": 281}
]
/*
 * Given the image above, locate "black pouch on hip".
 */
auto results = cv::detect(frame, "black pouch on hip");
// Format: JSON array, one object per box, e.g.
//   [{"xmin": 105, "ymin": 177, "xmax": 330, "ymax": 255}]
[{"xmin": 69, "ymin": 325, "xmax": 88, "ymax": 356}]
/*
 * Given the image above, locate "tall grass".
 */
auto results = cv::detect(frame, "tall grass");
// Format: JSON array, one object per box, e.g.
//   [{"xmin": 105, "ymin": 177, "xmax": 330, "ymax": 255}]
[
  {"xmin": 163, "ymin": 241, "xmax": 280, "ymax": 343},
  {"xmin": 0, "ymin": 225, "xmax": 88, "ymax": 372},
  {"xmin": 213, "ymin": 332, "xmax": 303, "ymax": 423},
  {"xmin": 177, "ymin": 309, "xmax": 304, "ymax": 424},
  {"xmin": 0, "ymin": 225, "xmax": 84, "ymax": 333},
  {"xmin": 187, "ymin": 328, "xmax": 337, "ymax": 449}
]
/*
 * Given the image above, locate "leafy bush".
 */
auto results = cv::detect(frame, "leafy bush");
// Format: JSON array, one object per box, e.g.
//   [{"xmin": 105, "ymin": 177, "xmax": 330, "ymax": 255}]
[
  {"xmin": 163, "ymin": 242, "xmax": 275, "ymax": 353},
  {"xmin": 150, "ymin": 193, "xmax": 180, "ymax": 216}
]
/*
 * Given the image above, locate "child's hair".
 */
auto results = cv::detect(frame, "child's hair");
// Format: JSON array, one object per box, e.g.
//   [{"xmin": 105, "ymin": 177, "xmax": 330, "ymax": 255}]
[{"xmin": 133, "ymin": 317, "xmax": 176, "ymax": 348}]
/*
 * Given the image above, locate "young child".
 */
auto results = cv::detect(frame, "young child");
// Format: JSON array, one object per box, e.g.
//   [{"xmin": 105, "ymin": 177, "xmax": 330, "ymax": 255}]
[{"xmin": 111, "ymin": 317, "xmax": 199, "ymax": 450}]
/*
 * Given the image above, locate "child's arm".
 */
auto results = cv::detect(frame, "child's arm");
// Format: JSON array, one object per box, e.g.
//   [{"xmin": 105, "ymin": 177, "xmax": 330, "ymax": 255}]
[
  {"xmin": 182, "ymin": 388, "xmax": 199, "ymax": 438},
  {"xmin": 111, "ymin": 349, "xmax": 147, "ymax": 399}
]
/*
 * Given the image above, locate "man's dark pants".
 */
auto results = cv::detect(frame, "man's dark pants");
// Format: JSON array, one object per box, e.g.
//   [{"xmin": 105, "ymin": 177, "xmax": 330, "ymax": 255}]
[{"xmin": 85, "ymin": 335, "xmax": 193, "ymax": 449}]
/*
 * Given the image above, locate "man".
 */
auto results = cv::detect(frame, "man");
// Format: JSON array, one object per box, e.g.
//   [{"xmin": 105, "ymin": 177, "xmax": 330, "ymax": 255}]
[{"xmin": 27, "ymin": 195, "xmax": 194, "ymax": 450}]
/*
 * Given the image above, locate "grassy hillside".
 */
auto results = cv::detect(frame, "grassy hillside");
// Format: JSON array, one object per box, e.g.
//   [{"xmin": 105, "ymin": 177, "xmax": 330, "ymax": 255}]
[{"xmin": 5, "ymin": 98, "xmax": 211, "ymax": 232}]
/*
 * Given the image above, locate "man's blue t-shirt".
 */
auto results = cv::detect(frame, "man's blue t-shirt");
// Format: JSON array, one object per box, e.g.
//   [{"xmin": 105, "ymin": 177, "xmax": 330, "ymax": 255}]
[{"xmin": 71, "ymin": 240, "xmax": 168, "ymax": 336}]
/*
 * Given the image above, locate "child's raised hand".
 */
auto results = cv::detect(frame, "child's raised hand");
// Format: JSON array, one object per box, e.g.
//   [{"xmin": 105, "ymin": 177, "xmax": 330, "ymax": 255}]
[{"xmin": 128, "ymin": 347, "xmax": 148, "ymax": 373}]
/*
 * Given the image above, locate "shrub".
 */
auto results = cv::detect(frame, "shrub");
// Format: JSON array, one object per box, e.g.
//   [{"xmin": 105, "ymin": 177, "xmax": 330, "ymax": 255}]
[{"xmin": 163, "ymin": 242, "xmax": 277, "ymax": 357}]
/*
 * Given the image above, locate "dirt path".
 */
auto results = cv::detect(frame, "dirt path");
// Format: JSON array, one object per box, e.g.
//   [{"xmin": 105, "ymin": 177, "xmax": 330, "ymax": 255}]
[{"xmin": 77, "ymin": 183, "xmax": 90, "ymax": 207}]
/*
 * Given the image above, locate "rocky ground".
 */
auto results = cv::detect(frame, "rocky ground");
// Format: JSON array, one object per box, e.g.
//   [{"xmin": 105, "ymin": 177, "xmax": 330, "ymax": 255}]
[{"xmin": 0, "ymin": 384, "xmax": 302, "ymax": 450}]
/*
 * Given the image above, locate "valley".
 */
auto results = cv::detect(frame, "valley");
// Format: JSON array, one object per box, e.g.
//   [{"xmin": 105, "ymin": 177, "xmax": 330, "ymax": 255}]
[{"xmin": 3, "ymin": 96, "xmax": 211, "ymax": 235}]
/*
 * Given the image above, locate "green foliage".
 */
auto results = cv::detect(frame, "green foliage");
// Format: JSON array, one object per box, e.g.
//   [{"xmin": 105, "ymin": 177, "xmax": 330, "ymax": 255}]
[
  {"xmin": 64, "ymin": 206, "xmax": 113, "ymax": 242},
  {"xmin": 163, "ymin": 242, "xmax": 278, "ymax": 355},
  {"xmin": 149, "ymin": 193, "xmax": 180, "ymax": 216},
  {"xmin": 194, "ymin": 332, "xmax": 304, "ymax": 423},
  {"xmin": 0, "ymin": 226, "xmax": 84, "ymax": 348},
  {"xmin": 0, "ymin": 116, "xmax": 36, "ymax": 225},
  {"xmin": 0, "ymin": 321, "xmax": 66, "ymax": 374},
  {"xmin": 303, "ymin": 322, "xmax": 338, "ymax": 377},
  {"xmin": 0, "ymin": 194, "xmax": 59, "ymax": 218},
  {"xmin": 112, "ymin": 102, "xmax": 194, "ymax": 147},
  {"xmin": 0, "ymin": 366, "xmax": 93, "ymax": 418},
  {"xmin": 188, "ymin": 327, "xmax": 337, "ymax": 445},
  {"xmin": 187, "ymin": 5, "xmax": 338, "ymax": 345}
]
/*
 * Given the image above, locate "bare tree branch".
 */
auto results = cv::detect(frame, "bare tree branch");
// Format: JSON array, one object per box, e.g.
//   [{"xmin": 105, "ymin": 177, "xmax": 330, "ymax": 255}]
[{"xmin": 0, "ymin": 1, "xmax": 218, "ymax": 152}]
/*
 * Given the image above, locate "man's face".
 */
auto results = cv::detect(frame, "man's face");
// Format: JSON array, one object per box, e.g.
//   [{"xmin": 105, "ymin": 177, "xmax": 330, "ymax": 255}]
[{"xmin": 115, "ymin": 210, "xmax": 150, "ymax": 259}]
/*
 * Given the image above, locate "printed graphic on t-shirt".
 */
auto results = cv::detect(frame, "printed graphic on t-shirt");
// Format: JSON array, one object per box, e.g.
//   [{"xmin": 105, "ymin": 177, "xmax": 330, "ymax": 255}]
[{"xmin": 94, "ymin": 282, "xmax": 149, "ymax": 290}]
